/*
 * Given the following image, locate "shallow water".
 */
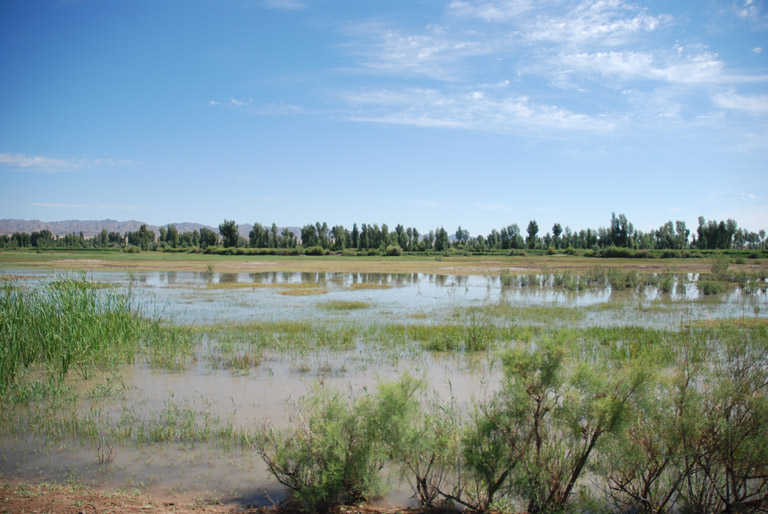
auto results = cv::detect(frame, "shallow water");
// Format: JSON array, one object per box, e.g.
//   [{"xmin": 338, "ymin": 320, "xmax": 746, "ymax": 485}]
[{"xmin": 5, "ymin": 268, "xmax": 766, "ymax": 327}]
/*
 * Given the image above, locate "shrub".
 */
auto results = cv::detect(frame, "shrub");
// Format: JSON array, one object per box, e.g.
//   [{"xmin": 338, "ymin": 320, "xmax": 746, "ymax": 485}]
[
  {"xmin": 546, "ymin": 246, "xmax": 556, "ymax": 255},
  {"xmin": 255, "ymin": 386, "xmax": 387, "ymax": 513},
  {"xmin": 661, "ymin": 250, "xmax": 680, "ymax": 259},
  {"xmin": 385, "ymin": 245, "xmax": 403, "ymax": 256},
  {"xmin": 711, "ymin": 255, "xmax": 730, "ymax": 280},
  {"xmin": 303, "ymin": 246, "xmax": 326, "ymax": 256},
  {"xmin": 659, "ymin": 274, "xmax": 675, "ymax": 293},
  {"xmin": 602, "ymin": 246, "xmax": 635, "ymax": 258},
  {"xmin": 500, "ymin": 270, "xmax": 515, "ymax": 287},
  {"xmin": 122, "ymin": 245, "xmax": 141, "ymax": 253},
  {"xmin": 565, "ymin": 246, "xmax": 577, "ymax": 255},
  {"xmin": 699, "ymin": 280, "xmax": 725, "ymax": 295}
]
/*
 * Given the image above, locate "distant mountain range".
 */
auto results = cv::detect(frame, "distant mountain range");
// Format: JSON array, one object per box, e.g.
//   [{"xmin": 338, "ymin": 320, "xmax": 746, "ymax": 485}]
[{"xmin": 0, "ymin": 219, "xmax": 301, "ymax": 239}]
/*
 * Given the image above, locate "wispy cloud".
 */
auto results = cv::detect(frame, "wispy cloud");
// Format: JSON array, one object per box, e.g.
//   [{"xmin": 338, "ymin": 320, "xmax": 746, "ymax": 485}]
[
  {"xmin": 736, "ymin": 0, "xmax": 762, "ymax": 20},
  {"xmin": 345, "ymin": 86, "xmax": 616, "ymax": 134},
  {"xmin": 449, "ymin": 0, "xmax": 670, "ymax": 47},
  {"xmin": 713, "ymin": 92, "xmax": 768, "ymax": 114},
  {"xmin": 343, "ymin": 23, "xmax": 488, "ymax": 80},
  {"xmin": 524, "ymin": 1, "xmax": 669, "ymax": 47},
  {"xmin": 0, "ymin": 152, "xmax": 74, "ymax": 172},
  {"xmin": 334, "ymin": 0, "xmax": 766, "ymax": 138},
  {"xmin": 448, "ymin": 0, "xmax": 533, "ymax": 22},
  {"xmin": 0, "ymin": 152, "xmax": 134, "ymax": 173},
  {"xmin": 551, "ymin": 47, "xmax": 768, "ymax": 86},
  {"xmin": 30, "ymin": 203, "xmax": 137, "ymax": 210},
  {"xmin": 209, "ymin": 98, "xmax": 303, "ymax": 115}
]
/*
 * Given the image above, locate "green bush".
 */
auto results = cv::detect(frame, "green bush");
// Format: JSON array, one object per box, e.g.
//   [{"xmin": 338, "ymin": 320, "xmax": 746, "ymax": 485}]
[
  {"xmin": 699, "ymin": 280, "xmax": 725, "ymax": 295},
  {"xmin": 303, "ymin": 246, "xmax": 326, "ymax": 256},
  {"xmin": 602, "ymin": 246, "xmax": 635, "ymax": 258},
  {"xmin": 711, "ymin": 255, "xmax": 731, "ymax": 280},
  {"xmin": 255, "ymin": 386, "xmax": 387, "ymax": 513},
  {"xmin": 385, "ymin": 245, "xmax": 403, "ymax": 256},
  {"xmin": 546, "ymin": 246, "xmax": 556, "ymax": 255},
  {"xmin": 122, "ymin": 245, "xmax": 141, "ymax": 253}
]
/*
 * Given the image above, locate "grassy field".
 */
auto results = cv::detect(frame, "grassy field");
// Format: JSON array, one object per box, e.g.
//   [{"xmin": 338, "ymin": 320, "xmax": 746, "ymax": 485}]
[{"xmin": 2, "ymin": 248, "xmax": 764, "ymax": 275}]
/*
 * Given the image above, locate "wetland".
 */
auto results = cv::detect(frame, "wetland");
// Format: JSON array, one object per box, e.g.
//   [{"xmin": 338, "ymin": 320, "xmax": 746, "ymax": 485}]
[{"xmin": 1, "ymin": 252, "xmax": 767, "ymax": 513}]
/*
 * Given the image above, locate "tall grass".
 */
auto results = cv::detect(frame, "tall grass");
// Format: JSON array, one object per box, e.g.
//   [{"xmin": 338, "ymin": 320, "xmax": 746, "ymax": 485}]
[{"xmin": 0, "ymin": 275, "xmax": 194, "ymax": 391}]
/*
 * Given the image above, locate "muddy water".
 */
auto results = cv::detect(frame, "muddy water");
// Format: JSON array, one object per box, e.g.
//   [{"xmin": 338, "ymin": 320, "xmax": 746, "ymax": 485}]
[{"xmin": 1, "ymin": 268, "xmax": 767, "ymax": 505}]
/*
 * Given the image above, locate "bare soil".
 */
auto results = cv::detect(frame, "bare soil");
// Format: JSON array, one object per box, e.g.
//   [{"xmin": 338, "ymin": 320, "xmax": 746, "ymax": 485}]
[{"xmin": 0, "ymin": 478, "xmax": 414, "ymax": 514}]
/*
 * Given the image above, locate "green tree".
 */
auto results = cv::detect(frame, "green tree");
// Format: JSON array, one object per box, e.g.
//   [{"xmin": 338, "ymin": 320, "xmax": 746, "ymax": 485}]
[
  {"xmin": 526, "ymin": 220, "xmax": 539, "ymax": 249},
  {"xmin": 166, "ymin": 225, "xmax": 179, "ymax": 248},
  {"xmin": 551, "ymin": 223, "xmax": 562, "ymax": 249},
  {"xmin": 280, "ymin": 228, "xmax": 296, "ymax": 248},
  {"xmin": 199, "ymin": 227, "xmax": 218, "ymax": 248},
  {"xmin": 301, "ymin": 224, "xmax": 318, "ymax": 247},
  {"xmin": 249, "ymin": 223, "xmax": 268, "ymax": 248},
  {"xmin": 434, "ymin": 227, "xmax": 449, "ymax": 252},
  {"xmin": 218, "ymin": 219, "xmax": 239, "ymax": 248}
]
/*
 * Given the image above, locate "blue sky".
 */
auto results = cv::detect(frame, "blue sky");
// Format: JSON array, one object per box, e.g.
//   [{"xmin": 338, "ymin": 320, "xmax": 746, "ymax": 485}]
[{"xmin": 1, "ymin": 0, "xmax": 766, "ymax": 236}]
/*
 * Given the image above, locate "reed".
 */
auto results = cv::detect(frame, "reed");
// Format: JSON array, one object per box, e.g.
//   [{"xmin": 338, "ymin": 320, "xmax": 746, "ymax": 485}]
[{"xmin": 0, "ymin": 275, "xmax": 196, "ymax": 390}]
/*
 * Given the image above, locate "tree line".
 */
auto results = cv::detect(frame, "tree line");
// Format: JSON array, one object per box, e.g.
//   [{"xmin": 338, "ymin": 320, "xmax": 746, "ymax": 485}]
[{"xmin": 1, "ymin": 214, "xmax": 765, "ymax": 252}]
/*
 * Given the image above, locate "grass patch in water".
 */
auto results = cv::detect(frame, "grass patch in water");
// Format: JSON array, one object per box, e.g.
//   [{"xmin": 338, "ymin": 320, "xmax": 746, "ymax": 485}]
[
  {"xmin": 689, "ymin": 317, "xmax": 768, "ymax": 329},
  {"xmin": 464, "ymin": 303, "xmax": 585, "ymax": 324},
  {"xmin": 319, "ymin": 300, "xmax": 370, "ymax": 311},
  {"xmin": 348, "ymin": 283, "xmax": 393, "ymax": 290}
]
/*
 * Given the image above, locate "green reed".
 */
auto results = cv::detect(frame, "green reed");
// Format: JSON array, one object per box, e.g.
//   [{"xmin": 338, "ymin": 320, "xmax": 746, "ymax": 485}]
[{"xmin": 0, "ymin": 275, "xmax": 196, "ymax": 391}]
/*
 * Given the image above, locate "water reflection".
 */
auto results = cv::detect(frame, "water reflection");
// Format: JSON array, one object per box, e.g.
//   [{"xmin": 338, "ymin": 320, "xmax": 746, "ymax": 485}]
[{"xmin": 5, "ymin": 268, "xmax": 767, "ymax": 328}]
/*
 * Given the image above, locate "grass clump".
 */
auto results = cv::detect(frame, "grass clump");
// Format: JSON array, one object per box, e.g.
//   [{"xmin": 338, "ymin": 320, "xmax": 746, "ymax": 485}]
[
  {"xmin": 0, "ymin": 275, "xmax": 195, "ymax": 391},
  {"xmin": 319, "ymin": 300, "xmax": 370, "ymax": 311},
  {"xmin": 699, "ymin": 280, "xmax": 726, "ymax": 295}
]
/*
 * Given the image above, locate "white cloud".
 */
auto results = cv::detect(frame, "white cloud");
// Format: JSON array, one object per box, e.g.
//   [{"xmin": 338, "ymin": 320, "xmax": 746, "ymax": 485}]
[
  {"xmin": 30, "ymin": 203, "xmax": 137, "ymax": 210},
  {"xmin": 344, "ymin": 23, "xmax": 488, "ymax": 80},
  {"xmin": 713, "ymin": 91, "xmax": 768, "ymax": 113},
  {"xmin": 448, "ymin": 0, "xmax": 533, "ymax": 21},
  {"xmin": 0, "ymin": 152, "xmax": 74, "ymax": 172},
  {"xmin": 412, "ymin": 199, "xmax": 440, "ymax": 208},
  {"xmin": 345, "ymin": 87, "xmax": 615, "ymax": 134},
  {"xmin": 737, "ymin": 0, "xmax": 762, "ymax": 19},
  {"xmin": 525, "ymin": 1, "xmax": 669, "ymax": 47},
  {"xmin": 754, "ymin": 47, "xmax": 763, "ymax": 54},
  {"xmin": 0, "ymin": 152, "xmax": 134, "ymax": 173},
  {"xmin": 555, "ymin": 50, "xmax": 730, "ymax": 85}
]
